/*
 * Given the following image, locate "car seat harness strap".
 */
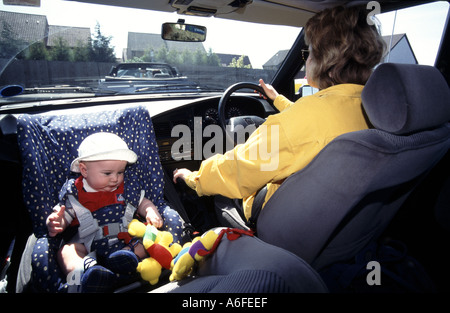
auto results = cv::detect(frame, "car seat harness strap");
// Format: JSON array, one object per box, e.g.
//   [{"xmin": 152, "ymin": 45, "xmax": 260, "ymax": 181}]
[{"xmin": 66, "ymin": 195, "xmax": 137, "ymax": 253}]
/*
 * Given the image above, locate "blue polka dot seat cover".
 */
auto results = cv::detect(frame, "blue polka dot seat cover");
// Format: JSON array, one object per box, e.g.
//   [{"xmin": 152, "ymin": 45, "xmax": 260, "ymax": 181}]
[{"xmin": 17, "ymin": 105, "xmax": 175, "ymax": 292}]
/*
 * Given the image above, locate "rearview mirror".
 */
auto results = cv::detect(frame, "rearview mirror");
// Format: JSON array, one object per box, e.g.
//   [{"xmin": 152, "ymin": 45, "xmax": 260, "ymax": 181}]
[{"xmin": 162, "ymin": 22, "xmax": 206, "ymax": 42}]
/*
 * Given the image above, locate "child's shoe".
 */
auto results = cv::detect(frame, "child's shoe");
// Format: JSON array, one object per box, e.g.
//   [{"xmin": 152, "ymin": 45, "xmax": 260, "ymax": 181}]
[
  {"xmin": 81, "ymin": 265, "xmax": 117, "ymax": 293},
  {"xmin": 105, "ymin": 249, "xmax": 139, "ymax": 275}
]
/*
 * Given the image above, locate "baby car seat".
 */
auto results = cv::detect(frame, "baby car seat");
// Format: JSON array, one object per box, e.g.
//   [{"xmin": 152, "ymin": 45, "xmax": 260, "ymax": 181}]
[{"xmin": 15, "ymin": 105, "xmax": 176, "ymax": 292}]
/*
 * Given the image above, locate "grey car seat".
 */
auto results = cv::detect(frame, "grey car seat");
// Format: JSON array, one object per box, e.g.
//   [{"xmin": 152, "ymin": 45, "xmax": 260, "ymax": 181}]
[{"xmin": 256, "ymin": 63, "xmax": 450, "ymax": 273}]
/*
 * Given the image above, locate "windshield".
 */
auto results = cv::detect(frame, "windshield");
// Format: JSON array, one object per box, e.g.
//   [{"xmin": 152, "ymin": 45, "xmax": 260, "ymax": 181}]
[{"xmin": 0, "ymin": 0, "xmax": 300, "ymax": 105}]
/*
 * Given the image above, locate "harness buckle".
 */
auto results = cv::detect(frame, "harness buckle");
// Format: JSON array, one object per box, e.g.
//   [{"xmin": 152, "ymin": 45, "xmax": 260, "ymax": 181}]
[
  {"xmin": 102, "ymin": 223, "xmax": 121, "ymax": 238},
  {"xmin": 77, "ymin": 214, "xmax": 100, "ymax": 239}
]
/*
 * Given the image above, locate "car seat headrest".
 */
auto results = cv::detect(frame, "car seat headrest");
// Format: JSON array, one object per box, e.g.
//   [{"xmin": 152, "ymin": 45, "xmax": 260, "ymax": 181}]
[{"xmin": 362, "ymin": 63, "xmax": 450, "ymax": 135}]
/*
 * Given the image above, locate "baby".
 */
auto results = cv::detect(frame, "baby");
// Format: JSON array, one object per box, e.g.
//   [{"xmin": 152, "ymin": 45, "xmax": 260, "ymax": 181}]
[{"xmin": 46, "ymin": 132, "xmax": 180, "ymax": 292}]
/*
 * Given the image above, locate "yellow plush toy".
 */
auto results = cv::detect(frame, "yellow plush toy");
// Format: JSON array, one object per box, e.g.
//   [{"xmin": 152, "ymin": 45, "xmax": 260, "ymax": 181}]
[
  {"xmin": 127, "ymin": 219, "xmax": 147, "ymax": 238},
  {"xmin": 127, "ymin": 219, "xmax": 182, "ymax": 285}
]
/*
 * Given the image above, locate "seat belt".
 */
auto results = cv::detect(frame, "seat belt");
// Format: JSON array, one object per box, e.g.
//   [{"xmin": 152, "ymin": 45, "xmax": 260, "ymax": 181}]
[
  {"xmin": 66, "ymin": 195, "xmax": 102, "ymax": 254},
  {"xmin": 66, "ymin": 195, "xmax": 137, "ymax": 253},
  {"xmin": 246, "ymin": 186, "xmax": 267, "ymax": 231}
]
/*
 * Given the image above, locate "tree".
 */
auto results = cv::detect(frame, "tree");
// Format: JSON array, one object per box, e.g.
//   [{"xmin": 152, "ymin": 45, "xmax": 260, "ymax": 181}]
[
  {"xmin": 166, "ymin": 49, "xmax": 181, "ymax": 65},
  {"xmin": 193, "ymin": 49, "xmax": 206, "ymax": 65},
  {"xmin": 89, "ymin": 22, "xmax": 116, "ymax": 62},
  {"xmin": 228, "ymin": 55, "xmax": 252, "ymax": 69},
  {"xmin": 155, "ymin": 46, "xmax": 169, "ymax": 63},
  {"xmin": 0, "ymin": 20, "xmax": 27, "ymax": 59},
  {"xmin": 180, "ymin": 49, "xmax": 194, "ymax": 65},
  {"xmin": 50, "ymin": 37, "xmax": 72, "ymax": 61},
  {"xmin": 73, "ymin": 41, "xmax": 91, "ymax": 62},
  {"xmin": 205, "ymin": 48, "xmax": 220, "ymax": 66},
  {"xmin": 26, "ymin": 41, "xmax": 49, "ymax": 60}
]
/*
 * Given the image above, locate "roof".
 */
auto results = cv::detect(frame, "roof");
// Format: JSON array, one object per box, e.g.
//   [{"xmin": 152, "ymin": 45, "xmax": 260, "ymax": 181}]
[
  {"xmin": 1, "ymin": 10, "xmax": 91, "ymax": 48},
  {"xmin": 127, "ymin": 32, "xmax": 165, "ymax": 51},
  {"xmin": 382, "ymin": 33, "xmax": 418, "ymax": 64},
  {"xmin": 0, "ymin": 10, "xmax": 48, "ymax": 44},
  {"xmin": 215, "ymin": 53, "xmax": 251, "ymax": 66},
  {"xmin": 47, "ymin": 25, "xmax": 91, "ymax": 47},
  {"xmin": 263, "ymin": 50, "xmax": 289, "ymax": 69},
  {"xmin": 382, "ymin": 33, "xmax": 405, "ymax": 50},
  {"xmin": 127, "ymin": 32, "xmax": 206, "ymax": 53}
]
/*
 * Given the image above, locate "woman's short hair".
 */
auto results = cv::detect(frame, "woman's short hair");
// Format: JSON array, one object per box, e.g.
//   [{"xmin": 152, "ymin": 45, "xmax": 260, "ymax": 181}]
[{"xmin": 305, "ymin": 5, "xmax": 386, "ymax": 89}]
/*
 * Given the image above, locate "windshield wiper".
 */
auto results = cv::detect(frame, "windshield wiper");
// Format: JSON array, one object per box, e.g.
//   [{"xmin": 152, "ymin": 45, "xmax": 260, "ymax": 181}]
[
  {"xmin": 23, "ymin": 86, "xmax": 96, "ymax": 94},
  {"xmin": 135, "ymin": 84, "xmax": 200, "ymax": 93},
  {"xmin": 22, "ymin": 85, "xmax": 122, "ymax": 97},
  {"xmin": 0, "ymin": 85, "xmax": 101, "ymax": 107},
  {"xmin": 135, "ymin": 84, "xmax": 223, "ymax": 93}
]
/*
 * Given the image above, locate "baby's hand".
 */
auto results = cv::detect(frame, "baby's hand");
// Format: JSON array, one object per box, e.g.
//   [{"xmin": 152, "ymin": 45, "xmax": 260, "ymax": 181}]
[
  {"xmin": 46, "ymin": 205, "xmax": 67, "ymax": 237},
  {"xmin": 146, "ymin": 206, "xmax": 163, "ymax": 229}
]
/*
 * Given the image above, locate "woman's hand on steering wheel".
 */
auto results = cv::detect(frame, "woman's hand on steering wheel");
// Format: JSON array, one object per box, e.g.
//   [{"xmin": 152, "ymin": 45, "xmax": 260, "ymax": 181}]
[
  {"xmin": 218, "ymin": 82, "xmax": 268, "ymax": 147},
  {"xmin": 258, "ymin": 79, "xmax": 279, "ymax": 101}
]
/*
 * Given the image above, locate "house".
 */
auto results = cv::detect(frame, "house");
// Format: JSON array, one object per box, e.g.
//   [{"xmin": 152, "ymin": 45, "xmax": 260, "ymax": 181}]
[
  {"xmin": 382, "ymin": 33, "xmax": 418, "ymax": 64},
  {"xmin": 124, "ymin": 32, "xmax": 253, "ymax": 67},
  {"xmin": 123, "ymin": 31, "xmax": 207, "ymax": 61},
  {"xmin": 0, "ymin": 10, "xmax": 48, "ymax": 44},
  {"xmin": 262, "ymin": 49, "xmax": 288, "ymax": 71},
  {"xmin": 47, "ymin": 25, "xmax": 91, "ymax": 48},
  {"xmin": 0, "ymin": 10, "xmax": 90, "ymax": 48},
  {"xmin": 215, "ymin": 53, "xmax": 251, "ymax": 67}
]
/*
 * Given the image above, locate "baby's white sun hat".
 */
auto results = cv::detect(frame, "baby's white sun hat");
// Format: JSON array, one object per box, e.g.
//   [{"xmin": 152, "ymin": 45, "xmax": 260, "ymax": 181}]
[{"xmin": 70, "ymin": 132, "xmax": 138, "ymax": 172}]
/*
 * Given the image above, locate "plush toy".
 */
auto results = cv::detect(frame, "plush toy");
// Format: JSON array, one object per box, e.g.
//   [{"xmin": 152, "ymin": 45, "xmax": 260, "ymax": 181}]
[
  {"xmin": 127, "ymin": 218, "xmax": 148, "ymax": 238},
  {"xmin": 125, "ymin": 221, "xmax": 255, "ymax": 284},
  {"xmin": 126, "ymin": 219, "xmax": 182, "ymax": 285},
  {"xmin": 169, "ymin": 230, "xmax": 218, "ymax": 281},
  {"xmin": 169, "ymin": 227, "xmax": 255, "ymax": 282}
]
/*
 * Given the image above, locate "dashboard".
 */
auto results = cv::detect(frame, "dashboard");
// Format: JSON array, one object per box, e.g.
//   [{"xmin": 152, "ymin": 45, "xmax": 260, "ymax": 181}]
[
  {"xmin": 1, "ymin": 92, "xmax": 272, "ymax": 172},
  {"xmin": 152, "ymin": 95, "xmax": 271, "ymax": 165}
]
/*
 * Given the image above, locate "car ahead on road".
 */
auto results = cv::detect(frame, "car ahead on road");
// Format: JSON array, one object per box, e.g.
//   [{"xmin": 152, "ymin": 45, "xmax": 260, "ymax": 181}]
[
  {"xmin": 107, "ymin": 63, "xmax": 181, "ymax": 79},
  {"xmin": 0, "ymin": 0, "xmax": 449, "ymax": 301},
  {"xmin": 98, "ymin": 62, "xmax": 202, "ymax": 94}
]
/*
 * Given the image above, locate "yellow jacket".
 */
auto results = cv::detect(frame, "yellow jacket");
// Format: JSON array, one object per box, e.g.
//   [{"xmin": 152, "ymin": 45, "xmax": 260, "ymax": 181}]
[{"xmin": 185, "ymin": 83, "xmax": 369, "ymax": 220}]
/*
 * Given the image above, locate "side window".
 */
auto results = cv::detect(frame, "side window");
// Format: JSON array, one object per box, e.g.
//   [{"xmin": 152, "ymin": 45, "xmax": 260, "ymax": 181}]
[
  {"xmin": 294, "ymin": 1, "xmax": 449, "ymax": 97},
  {"xmin": 376, "ymin": 1, "xmax": 449, "ymax": 66}
]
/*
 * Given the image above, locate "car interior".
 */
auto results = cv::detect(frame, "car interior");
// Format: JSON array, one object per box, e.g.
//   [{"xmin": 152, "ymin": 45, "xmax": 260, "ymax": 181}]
[{"xmin": 1, "ymin": 0, "xmax": 449, "ymax": 296}]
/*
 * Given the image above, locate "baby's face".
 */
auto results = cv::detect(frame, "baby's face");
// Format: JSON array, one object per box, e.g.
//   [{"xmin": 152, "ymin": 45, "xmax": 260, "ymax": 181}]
[{"xmin": 79, "ymin": 160, "xmax": 127, "ymax": 192}]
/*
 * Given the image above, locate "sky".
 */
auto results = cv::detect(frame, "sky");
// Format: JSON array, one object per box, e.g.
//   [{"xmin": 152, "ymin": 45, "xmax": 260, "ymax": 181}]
[
  {"xmin": 1, "ymin": 0, "xmax": 448, "ymax": 68},
  {"xmin": 375, "ymin": 1, "xmax": 449, "ymax": 65}
]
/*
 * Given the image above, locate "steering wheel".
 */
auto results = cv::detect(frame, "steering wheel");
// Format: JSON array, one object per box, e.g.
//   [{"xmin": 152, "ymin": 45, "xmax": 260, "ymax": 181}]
[{"xmin": 218, "ymin": 82, "xmax": 269, "ymax": 147}]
